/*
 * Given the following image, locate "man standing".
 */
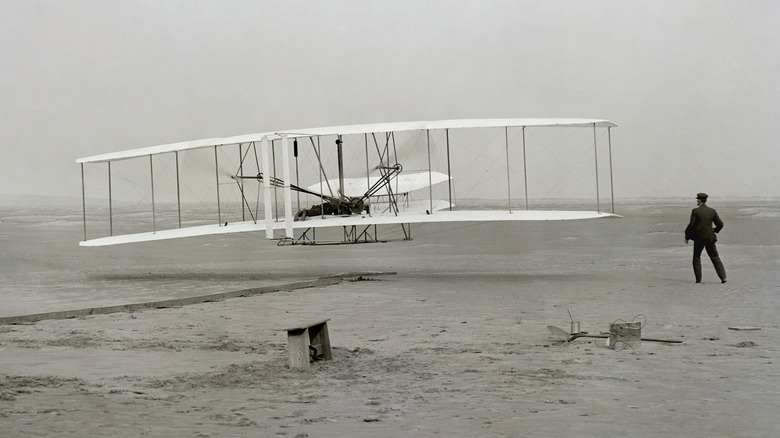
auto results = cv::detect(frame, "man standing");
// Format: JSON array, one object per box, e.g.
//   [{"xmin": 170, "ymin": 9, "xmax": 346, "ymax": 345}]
[{"xmin": 685, "ymin": 193, "xmax": 727, "ymax": 283}]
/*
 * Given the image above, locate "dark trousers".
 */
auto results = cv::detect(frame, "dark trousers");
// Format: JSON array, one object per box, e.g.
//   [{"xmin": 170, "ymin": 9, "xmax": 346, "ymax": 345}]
[{"xmin": 692, "ymin": 240, "xmax": 727, "ymax": 282}]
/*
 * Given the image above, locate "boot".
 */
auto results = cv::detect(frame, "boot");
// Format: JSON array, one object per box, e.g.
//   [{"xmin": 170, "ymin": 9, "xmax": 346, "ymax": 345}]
[
  {"xmin": 693, "ymin": 257, "xmax": 702, "ymax": 283},
  {"xmin": 712, "ymin": 256, "xmax": 726, "ymax": 283}
]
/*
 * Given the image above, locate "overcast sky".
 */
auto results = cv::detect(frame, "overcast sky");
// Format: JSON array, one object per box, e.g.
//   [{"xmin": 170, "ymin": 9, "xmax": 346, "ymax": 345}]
[{"xmin": 2, "ymin": 0, "xmax": 778, "ymax": 201}]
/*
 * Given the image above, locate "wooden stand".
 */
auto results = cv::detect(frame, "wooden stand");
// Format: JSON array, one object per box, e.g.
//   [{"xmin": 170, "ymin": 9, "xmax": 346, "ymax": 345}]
[{"xmin": 283, "ymin": 319, "xmax": 332, "ymax": 369}]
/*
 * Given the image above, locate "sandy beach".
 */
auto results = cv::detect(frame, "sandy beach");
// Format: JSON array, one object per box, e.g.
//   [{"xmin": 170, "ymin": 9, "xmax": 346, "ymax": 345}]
[{"xmin": 1, "ymin": 199, "xmax": 778, "ymax": 437}]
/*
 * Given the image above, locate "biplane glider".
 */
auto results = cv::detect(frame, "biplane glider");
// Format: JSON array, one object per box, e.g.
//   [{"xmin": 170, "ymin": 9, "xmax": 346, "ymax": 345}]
[{"xmin": 76, "ymin": 118, "xmax": 619, "ymax": 246}]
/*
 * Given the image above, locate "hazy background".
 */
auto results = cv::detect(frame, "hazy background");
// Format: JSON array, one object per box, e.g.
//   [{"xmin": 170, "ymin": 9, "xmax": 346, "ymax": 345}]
[{"xmin": 2, "ymin": 0, "xmax": 778, "ymax": 201}]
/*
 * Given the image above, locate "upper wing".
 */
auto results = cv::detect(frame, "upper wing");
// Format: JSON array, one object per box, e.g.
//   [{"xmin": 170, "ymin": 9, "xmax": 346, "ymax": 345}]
[{"xmin": 75, "ymin": 119, "xmax": 617, "ymax": 164}]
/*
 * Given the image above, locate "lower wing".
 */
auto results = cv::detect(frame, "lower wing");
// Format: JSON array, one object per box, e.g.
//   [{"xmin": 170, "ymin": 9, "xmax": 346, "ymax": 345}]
[{"xmin": 79, "ymin": 206, "xmax": 620, "ymax": 247}]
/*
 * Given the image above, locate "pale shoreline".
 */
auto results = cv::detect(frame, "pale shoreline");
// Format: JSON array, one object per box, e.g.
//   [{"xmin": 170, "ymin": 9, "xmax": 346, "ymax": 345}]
[{"xmin": 0, "ymin": 200, "xmax": 778, "ymax": 436}]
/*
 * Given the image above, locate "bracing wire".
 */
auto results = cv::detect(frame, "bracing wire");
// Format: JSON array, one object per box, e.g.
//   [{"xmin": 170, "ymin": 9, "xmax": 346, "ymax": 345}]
[{"xmin": 526, "ymin": 128, "xmax": 611, "ymax": 201}]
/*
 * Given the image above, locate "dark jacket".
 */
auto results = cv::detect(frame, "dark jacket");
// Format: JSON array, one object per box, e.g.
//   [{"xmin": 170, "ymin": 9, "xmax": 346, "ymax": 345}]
[{"xmin": 685, "ymin": 204, "xmax": 723, "ymax": 243}]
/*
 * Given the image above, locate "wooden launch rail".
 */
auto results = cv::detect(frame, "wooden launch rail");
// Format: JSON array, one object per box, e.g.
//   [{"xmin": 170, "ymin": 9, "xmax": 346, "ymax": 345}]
[{"xmin": 0, "ymin": 272, "xmax": 394, "ymax": 325}]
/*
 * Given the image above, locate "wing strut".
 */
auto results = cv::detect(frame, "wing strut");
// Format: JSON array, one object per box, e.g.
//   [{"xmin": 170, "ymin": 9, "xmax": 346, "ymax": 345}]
[
  {"xmin": 505, "ymin": 127, "xmax": 512, "ymax": 214},
  {"xmin": 175, "ymin": 151, "xmax": 182, "ymax": 228},
  {"xmin": 364, "ymin": 133, "xmax": 370, "ymax": 204},
  {"xmin": 81, "ymin": 163, "xmax": 87, "ymax": 241},
  {"xmin": 238, "ymin": 143, "xmax": 245, "ymax": 221},
  {"xmin": 294, "ymin": 139, "xmax": 301, "ymax": 212},
  {"xmin": 522, "ymin": 127, "xmax": 529, "ymax": 210},
  {"xmin": 214, "ymin": 146, "xmax": 222, "ymax": 225},
  {"xmin": 271, "ymin": 139, "xmax": 278, "ymax": 222},
  {"xmin": 281, "ymin": 134, "xmax": 293, "ymax": 238},
  {"xmin": 608, "ymin": 127, "xmax": 615, "ymax": 214},
  {"xmin": 261, "ymin": 136, "xmax": 273, "ymax": 239},
  {"xmin": 427, "ymin": 129, "xmax": 433, "ymax": 214},
  {"xmin": 336, "ymin": 135, "xmax": 345, "ymax": 201},
  {"xmin": 150, "ymin": 154, "xmax": 156, "ymax": 232},
  {"xmin": 592, "ymin": 123, "xmax": 600, "ymax": 214},
  {"xmin": 445, "ymin": 129, "xmax": 453, "ymax": 211},
  {"xmin": 108, "ymin": 162, "xmax": 113, "ymax": 236}
]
